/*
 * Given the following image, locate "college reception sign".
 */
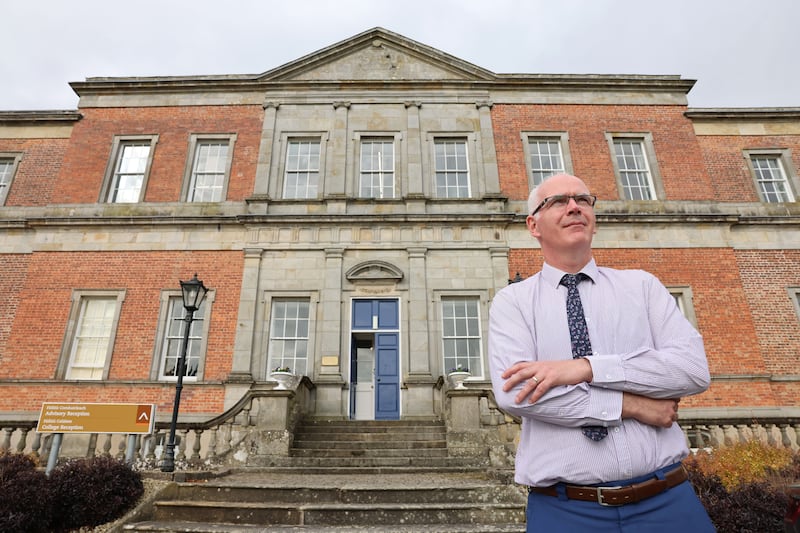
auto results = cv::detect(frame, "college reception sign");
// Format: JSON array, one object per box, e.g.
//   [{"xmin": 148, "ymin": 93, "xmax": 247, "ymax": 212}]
[{"xmin": 36, "ymin": 402, "xmax": 156, "ymax": 434}]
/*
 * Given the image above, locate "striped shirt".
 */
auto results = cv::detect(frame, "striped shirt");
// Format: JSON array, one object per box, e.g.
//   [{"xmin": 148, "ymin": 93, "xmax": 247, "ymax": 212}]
[{"xmin": 488, "ymin": 259, "xmax": 710, "ymax": 486}]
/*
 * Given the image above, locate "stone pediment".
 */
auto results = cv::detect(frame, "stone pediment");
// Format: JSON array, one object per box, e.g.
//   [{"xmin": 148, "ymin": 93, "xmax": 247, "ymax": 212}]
[
  {"xmin": 346, "ymin": 260, "xmax": 404, "ymax": 282},
  {"xmin": 258, "ymin": 27, "xmax": 495, "ymax": 83}
]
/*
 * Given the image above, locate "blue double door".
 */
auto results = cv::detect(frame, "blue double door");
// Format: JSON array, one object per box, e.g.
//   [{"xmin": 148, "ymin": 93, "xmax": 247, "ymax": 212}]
[{"xmin": 350, "ymin": 299, "xmax": 399, "ymax": 420}]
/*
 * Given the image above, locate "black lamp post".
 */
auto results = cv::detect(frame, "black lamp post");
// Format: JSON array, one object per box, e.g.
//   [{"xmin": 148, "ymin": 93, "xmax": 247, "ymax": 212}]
[{"xmin": 161, "ymin": 273, "xmax": 209, "ymax": 473}]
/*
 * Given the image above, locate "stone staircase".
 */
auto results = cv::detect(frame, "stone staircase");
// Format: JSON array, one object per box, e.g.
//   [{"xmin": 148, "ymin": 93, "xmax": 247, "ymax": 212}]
[{"xmin": 122, "ymin": 419, "xmax": 527, "ymax": 532}]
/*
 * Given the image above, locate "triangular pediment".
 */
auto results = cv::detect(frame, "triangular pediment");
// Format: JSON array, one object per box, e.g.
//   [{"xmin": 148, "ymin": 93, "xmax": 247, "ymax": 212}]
[{"xmin": 258, "ymin": 27, "xmax": 495, "ymax": 83}]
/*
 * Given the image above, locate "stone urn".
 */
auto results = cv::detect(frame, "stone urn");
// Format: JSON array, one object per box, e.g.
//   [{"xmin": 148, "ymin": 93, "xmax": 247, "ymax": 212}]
[
  {"xmin": 447, "ymin": 370, "xmax": 471, "ymax": 389},
  {"xmin": 270, "ymin": 371, "xmax": 300, "ymax": 390}
]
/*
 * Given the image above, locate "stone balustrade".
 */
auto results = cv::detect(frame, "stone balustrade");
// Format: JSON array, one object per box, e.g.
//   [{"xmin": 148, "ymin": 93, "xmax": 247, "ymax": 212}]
[{"xmin": 2, "ymin": 382, "xmax": 798, "ymax": 470}]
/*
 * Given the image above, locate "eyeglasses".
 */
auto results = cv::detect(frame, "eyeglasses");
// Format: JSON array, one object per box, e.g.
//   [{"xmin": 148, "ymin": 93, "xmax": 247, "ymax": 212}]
[{"xmin": 530, "ymin": 194, "xmax": 597, "ymax": 216}]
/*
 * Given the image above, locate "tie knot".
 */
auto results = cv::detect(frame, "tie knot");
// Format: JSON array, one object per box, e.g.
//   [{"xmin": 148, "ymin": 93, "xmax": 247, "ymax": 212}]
[{"xmin": 560, "ymin": 273, "xmax": 589, "ymax": 288}]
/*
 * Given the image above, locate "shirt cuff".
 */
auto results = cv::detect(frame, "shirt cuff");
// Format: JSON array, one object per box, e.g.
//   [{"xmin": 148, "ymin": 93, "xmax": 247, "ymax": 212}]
[
  {"xmin": 586, "ymin": 385, "xmax": 622, "ymax": 425},
  {"xmin": 587, "ymin": 354, "xmax": 625, "ymax": 385}
]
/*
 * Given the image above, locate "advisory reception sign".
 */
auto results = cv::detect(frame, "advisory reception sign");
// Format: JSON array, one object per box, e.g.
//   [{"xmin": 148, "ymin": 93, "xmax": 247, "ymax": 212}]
[{"xmin": 37, "ymin": 402, "xmax": 155, "ymax": 434}]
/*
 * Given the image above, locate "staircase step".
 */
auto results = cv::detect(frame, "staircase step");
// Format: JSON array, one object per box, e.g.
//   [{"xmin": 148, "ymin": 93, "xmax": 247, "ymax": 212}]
[
  {"xmin": 126, "ymin": 520, "xmax": 526, "ymax": 532},
  {"xmin": 122, "ymin": 420, "xmax": 525, "ymax": 532},
  {"xmin": 151, "ymin": 500, "xmax": 525, "ymax": 527}
]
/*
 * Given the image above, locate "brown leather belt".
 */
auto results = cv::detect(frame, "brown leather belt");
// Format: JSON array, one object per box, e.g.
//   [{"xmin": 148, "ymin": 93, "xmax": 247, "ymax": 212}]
[{"xmin": 528, "ymin": 464, "xmax": 688, "ymax": 506}]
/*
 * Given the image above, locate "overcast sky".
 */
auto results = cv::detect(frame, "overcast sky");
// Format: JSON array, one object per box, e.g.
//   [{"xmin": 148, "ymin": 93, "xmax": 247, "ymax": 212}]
[{"xmin": 3, "ymin": 0, "xmax": 797, "ymax": 111}]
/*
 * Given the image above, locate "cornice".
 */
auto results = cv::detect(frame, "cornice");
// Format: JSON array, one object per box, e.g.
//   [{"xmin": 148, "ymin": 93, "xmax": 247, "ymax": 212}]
[
  {"xmin": 686, "ymin": 107, "xmax": 800, "ymax": 120},
  {"xmin": 0, "ymin": 110, "xmax": 82, "ymax": 123}
]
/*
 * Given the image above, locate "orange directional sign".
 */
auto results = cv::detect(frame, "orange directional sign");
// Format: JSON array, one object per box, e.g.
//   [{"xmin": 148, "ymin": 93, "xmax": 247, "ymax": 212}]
[{"xmin": 36, "ymin": 402, "xmax": 156, "ymax": 434}]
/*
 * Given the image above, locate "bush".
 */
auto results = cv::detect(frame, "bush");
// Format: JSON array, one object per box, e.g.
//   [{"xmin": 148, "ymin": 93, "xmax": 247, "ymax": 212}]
[
  {"xmin": 0, "ymin": 452, "xmax": 53, "ymax": 533},
  {"xmin": 685, "ymin": 440, "xmax": 798, "ymax": 532},
  {"xmin": 688, "ymin": 439, "xmax": 795, "ymax": 489},
  {"xmin": 48, "ymin": 455, "xmax": 144, "ymax": 532}
]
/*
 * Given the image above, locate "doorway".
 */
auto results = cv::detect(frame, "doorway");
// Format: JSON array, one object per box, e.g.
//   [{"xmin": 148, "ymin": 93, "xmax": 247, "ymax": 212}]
[{"xmin": 349, "ymin": 299, "xmax": 399, "ymax": 420}]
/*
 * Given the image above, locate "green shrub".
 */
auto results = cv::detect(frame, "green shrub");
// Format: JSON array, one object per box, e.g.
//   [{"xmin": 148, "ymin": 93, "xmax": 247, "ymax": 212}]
[
  {"xmin": 48, "ymin": 455, "xmax": 144, "ymax": 532},
  {"xmin": 0, "ymin": 452, "xmax": 53, "ymax": 533}
]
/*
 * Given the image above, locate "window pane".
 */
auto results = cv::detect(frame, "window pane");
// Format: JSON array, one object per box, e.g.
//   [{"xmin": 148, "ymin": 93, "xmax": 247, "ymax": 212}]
[
  {"xmin": 359, "ymin": 139, "xmax": 395, "ymax": 198},
  {"xmin": 161, "ymin": 297, "xmax": 205, "ymax": 378},
  {"xmin": 441, "ymin": 297, "xmax": 482, "ymax": 376},
  {"xmin": 189, "ymin": 140, "xmax": 228, "ymax": 202},
  {"xmin": 434, "ymin": 139, "xmax": 470, "ymax": 198},
  {"xmin": 614, "ymin": 139, "xmax": 655, "ymax": 200},
  {"xmin": 66, "ymin": 298, "xmax": 116, "ymax": 380},
  {"xmin": 268, "ymin": 298, "xmax": 310, "ymax": 375},
  {"xmin": 751, "ymin": 156, "xmax": 794, "ymax": 202},
  {"xmin": 0, "ymin": 159, "xmax": 14, "ymax": 204},
  {"xmin": 109, "ymin": 142, "xmax": 150, "ymax": 203},
  {"xmin": 284, "ymin": 140, "xmax": 320, "ymax": 199},
  {"xmin": 528, "ymin": 139, "xmax": 565, "ymax": 186}
]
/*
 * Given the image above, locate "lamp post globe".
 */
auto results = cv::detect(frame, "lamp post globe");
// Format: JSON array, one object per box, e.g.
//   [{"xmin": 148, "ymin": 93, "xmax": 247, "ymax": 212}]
[{"xmin": 161, "ymin": 274, "xmax": 209, "ymax": 473}]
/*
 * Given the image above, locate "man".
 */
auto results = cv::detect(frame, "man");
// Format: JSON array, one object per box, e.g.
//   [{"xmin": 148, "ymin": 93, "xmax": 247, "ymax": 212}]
[{"xmin": 489, "ymin": 173, "xmax": 715, "ymax": 532}]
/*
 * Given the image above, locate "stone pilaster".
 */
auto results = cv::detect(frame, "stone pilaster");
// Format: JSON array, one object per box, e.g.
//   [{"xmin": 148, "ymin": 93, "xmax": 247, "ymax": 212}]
[
  {"xmin": 326, "ymin": 102, "xmax": 351, "ymax": 199},
  {"xmin": 404, "ymin": 101, "xmax": 423, "ymax": 197},
  {"xmin": 476, "ymin": 100, "xmax": 501, "ymax": 196},
  {"xmin": 228, "ymin": 248, "xmax": 264, "ymax": 382},
  {"xmin": 255, "ymin": 101, "xmax": 280, "ymax": 197}
]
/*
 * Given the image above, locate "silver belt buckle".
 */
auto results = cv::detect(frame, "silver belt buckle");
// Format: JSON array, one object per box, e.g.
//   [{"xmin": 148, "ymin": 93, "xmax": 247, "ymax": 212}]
[{"xmin": 596, "ymin": 485, "xmax": 623, "ymax": 506}]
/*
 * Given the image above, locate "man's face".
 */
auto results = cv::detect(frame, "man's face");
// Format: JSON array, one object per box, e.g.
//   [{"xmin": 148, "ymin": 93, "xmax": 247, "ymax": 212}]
[{"xmin": 526, "ymin": 175, "xmax": 597, "ymax": 253}]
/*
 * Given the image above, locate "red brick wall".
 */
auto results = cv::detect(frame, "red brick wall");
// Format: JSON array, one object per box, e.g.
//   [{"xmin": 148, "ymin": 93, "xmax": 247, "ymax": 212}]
[
  {"xmin": 492, "ymin": 104, "xmax": 712, "ymax": 202},
  {"xmin": 0, "ymin": 255, "xmax": 29, "ymax": 360},
  {"xmin": 0, "ymin": 138, "xmax": 70, "ymax": 206},
  {"xmin": 0, "ymin": 250, "xmax": 242, "ymax": 413},
  {"xmin": 695, "ymin": 134, "xmax": 800, "ymax": 202},
  {"xmin": 735, "ymin": 250, "xmax": 800, "ymax": 375},
  {"xmin": 54, "ymin": 106, "xmax": 263, "ymax": 203}
]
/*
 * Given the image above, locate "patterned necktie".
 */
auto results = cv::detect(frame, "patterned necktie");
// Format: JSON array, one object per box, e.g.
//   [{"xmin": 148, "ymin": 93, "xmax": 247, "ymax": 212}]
[{"xmin": 561, "ymin": 273, "xmax": 608, "ymax": 441}]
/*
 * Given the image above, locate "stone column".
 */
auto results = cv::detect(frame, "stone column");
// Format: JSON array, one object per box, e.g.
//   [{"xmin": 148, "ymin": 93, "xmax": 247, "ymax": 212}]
[
  {"xmin": 475, "ymin": 100, "xmax": 501, "ymax": 196},
  {"xmin": 255, "ymin": 101, "xmax": 279, "ymax": 197}
]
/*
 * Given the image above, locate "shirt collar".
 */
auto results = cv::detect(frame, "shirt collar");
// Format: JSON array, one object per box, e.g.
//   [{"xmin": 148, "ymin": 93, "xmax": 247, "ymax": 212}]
[{"xmin": 541, "ymin": 258, "xmax": 599, "ymax": 288}]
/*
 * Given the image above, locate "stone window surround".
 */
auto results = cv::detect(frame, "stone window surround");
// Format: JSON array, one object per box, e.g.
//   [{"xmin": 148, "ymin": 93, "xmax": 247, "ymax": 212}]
[
  {"xmin": 274, "ymin": 133, "xmax": 329, "ymax": 200},
  {"xmin": 260, "ymin": 291, "xmax": 319, "ymax": 379},
  {"xmin": 352, "ymin": 132, "xmax": 403, "ymax": 199},
  {"xmin": 427, "ymin": 133, "xmax": 477, "ymax": 199},
  {"xmin": 520, "ymin": 131, "xmax": 573, "ymax": 188},
  {"xmin": 432, "ymin": 289, "xmax": 490, "ymax": 379}
]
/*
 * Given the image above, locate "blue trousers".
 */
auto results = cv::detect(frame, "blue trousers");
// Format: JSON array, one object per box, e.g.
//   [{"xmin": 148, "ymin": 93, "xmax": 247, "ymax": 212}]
[{"xmin": 526, "ymin": 464, "xmax": 716, "ymax": 532}]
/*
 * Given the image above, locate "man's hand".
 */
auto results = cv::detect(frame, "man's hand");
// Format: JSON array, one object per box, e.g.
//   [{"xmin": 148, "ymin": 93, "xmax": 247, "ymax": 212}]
[
  {"xmin": 501, "ymin": 358, "xmax": 593, "ymax": 404},
  {"xmin": 622, "ymin": 393, "xmax": 680, "ymax": 428}
]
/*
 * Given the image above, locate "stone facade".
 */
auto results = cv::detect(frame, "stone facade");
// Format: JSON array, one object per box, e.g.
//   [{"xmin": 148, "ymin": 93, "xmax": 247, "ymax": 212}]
[{"xmin": 0, "ymin": 29, "xmax": 798, "ymax": 446}]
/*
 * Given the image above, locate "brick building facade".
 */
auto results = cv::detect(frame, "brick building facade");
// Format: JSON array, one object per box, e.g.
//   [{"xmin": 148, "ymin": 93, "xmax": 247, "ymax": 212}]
[{"xmin": 0, "ymin": 28, "xmax": 798, "ymax": 459}]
